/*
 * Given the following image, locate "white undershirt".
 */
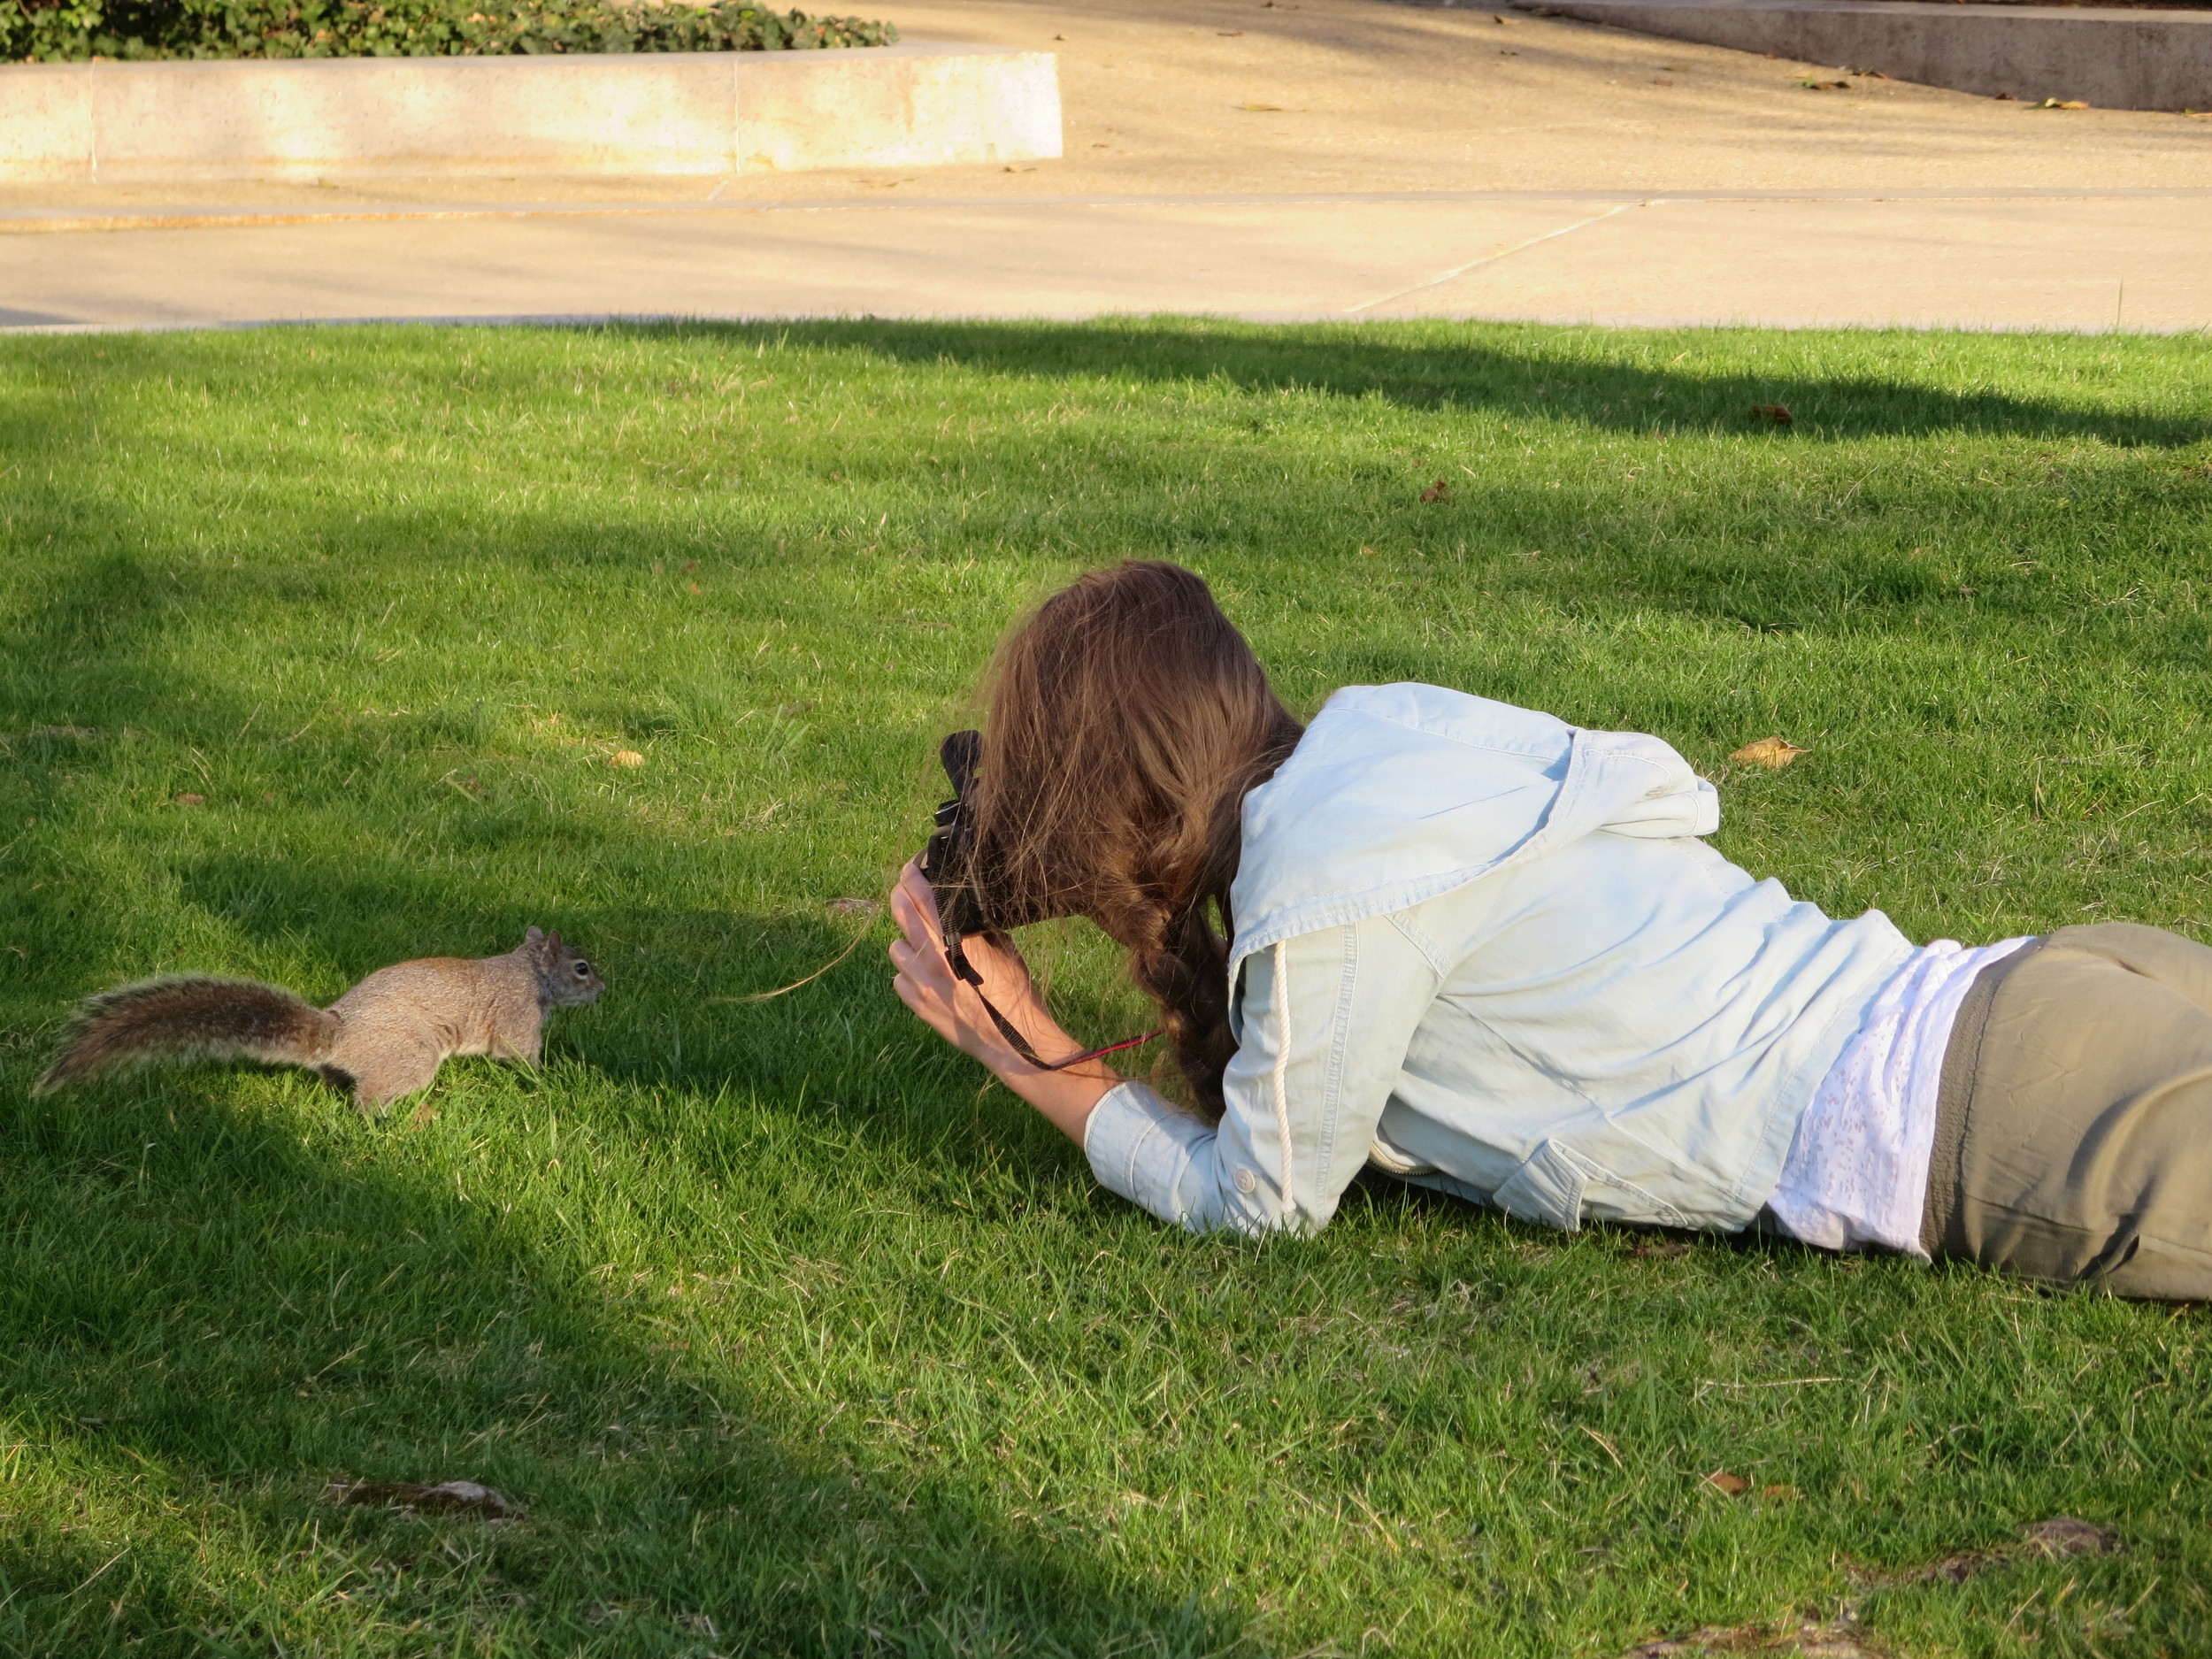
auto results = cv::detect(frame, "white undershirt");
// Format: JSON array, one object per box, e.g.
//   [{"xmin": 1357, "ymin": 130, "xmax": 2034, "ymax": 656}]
[{"xmin": 1765, "ymin": 936, "xmax": 2032, "ymax": 1258}]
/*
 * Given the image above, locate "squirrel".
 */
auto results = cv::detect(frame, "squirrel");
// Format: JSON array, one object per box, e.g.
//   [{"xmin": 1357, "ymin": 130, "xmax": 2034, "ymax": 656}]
[{"xmin": 35, "ymin": 926, "xmax": 604, "ymax": 1113}]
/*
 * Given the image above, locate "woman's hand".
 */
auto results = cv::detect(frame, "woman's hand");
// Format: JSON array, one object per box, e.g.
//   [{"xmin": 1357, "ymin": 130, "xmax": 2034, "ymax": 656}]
[
  {"xmin": 887, "ymin": 859, "xmax": 1120, "ymax": 1143},
  {"xmin": 888, "ymin": 860, "xmax": 1056, "ymax": 1072}
]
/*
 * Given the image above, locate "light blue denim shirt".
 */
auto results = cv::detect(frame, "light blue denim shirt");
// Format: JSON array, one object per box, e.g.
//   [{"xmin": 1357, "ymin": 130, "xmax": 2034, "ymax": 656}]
[{"xmin": 1083, "ymin": 684, "xmax": 1915, "ymax": 1238}]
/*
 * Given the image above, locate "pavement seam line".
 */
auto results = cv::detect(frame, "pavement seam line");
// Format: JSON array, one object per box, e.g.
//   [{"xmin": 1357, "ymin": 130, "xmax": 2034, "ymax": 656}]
[
  {"xmin": 9, "ymin": 186, "xmax": 2211, "ymax": 238},
  {"xmin": 1340, "ymin": 199, "xmax": 1651, "ymax": 314}
]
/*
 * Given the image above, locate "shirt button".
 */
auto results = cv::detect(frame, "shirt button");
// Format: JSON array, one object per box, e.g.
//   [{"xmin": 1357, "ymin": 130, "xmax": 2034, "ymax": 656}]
[{"xmin": 1233, "ymin": 1167, "xmax": 1258, "ymax": 1194}]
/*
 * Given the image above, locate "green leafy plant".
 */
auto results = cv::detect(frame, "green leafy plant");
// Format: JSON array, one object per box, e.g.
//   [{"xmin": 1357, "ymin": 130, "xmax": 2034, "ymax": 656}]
[{"xmin": 3, "ymin": 0, "xmax": 895, "ymax": 62}]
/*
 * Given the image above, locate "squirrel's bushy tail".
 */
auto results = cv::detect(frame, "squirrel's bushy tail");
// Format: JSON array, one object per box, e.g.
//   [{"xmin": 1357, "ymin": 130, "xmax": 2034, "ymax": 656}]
[{"xmin": 35, "ymin": 976, "xmax": 338, "ymax": 1094}]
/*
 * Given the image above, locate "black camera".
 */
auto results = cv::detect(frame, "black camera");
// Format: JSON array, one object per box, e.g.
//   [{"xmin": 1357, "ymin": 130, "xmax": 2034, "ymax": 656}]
[
  {"xmin": 920, "ymin": 729, "xmax": 1075, "ymax": 944},
  {"xmin": 919, "ymin": 730, "xmax": 991, "ymax": 949}
]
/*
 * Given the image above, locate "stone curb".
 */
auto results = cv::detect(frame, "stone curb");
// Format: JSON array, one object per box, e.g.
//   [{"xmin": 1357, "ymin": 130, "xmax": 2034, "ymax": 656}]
[
  {"xmin": 1520, "ymin": 0, "xmax": 2212, "ymax": 111},
  {"xmin": 0, "ymin": 42, "xmax": 1062, "ymax": 182}
]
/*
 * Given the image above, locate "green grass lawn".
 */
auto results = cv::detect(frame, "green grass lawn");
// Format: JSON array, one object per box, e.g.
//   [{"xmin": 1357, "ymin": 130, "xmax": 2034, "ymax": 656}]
[{"xmin": 2, "ymin": 319, "xmax": 2208, "ymax": 1659}]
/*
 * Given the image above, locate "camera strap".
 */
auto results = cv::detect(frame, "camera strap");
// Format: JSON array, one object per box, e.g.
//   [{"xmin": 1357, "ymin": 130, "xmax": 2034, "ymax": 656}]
[{"xmin": 942, "ymin": 933, "xmax": 1165, "ymax": 1073}]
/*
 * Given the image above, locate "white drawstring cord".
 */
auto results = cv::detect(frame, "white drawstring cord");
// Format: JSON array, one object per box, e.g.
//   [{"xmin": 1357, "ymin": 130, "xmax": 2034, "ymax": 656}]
[{"xmin": 1271, "ymin": 940, "xmax": 1295, "ymax": 1222}]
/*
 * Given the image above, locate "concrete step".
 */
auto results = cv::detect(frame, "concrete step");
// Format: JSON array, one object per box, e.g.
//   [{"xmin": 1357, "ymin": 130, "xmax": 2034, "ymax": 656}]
[
  {"xmin": 1520, "ymin": 0, "xmax": 2211, "ymax": 111},
  {"xmin": 0, "ymin": 42, "xmax": 1062, "ymax": 183}
]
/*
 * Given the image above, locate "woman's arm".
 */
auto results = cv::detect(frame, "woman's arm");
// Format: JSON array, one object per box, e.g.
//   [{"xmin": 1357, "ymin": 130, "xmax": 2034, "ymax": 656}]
[
  {"xmin": 889, "ymin": 861, "xmax": 1444, "ymax": 1237},
  {"xmin": 887, "ymin": 861, "xmax": 1120, "ymax": 1143},
  {"xmin": 1082, "ymin": 915, "xmax": 1441, "ymax": 1236}
]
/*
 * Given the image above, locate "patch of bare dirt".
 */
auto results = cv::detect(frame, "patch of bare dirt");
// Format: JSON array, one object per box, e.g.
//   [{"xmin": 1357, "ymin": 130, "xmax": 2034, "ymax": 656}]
[
  {"xmin": 1896, "ymin": 1515, "xmax": 2119, "ymax": 1586},
  {"xmin": 1619, "ymin": 1519, "xmax": 2121, "ymax": 1659},
  {"xmin": 1623, "ymin": 1619, "xmax": 1892, "ymax": 1657}
]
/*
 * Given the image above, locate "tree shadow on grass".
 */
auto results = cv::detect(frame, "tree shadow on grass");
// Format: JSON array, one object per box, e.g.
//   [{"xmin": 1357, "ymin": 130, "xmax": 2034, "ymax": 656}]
[{"xmin": 632, "ymin": 319, "xmax": 2212, "ymax": 450}]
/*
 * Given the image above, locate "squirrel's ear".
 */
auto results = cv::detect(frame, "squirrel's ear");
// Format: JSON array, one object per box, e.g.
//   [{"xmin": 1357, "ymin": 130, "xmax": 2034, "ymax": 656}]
[
  {"xmin": 526, "ymin": 926, "xmax": 545, "ymax": 943},
  {"xmin": 547, "ymin": 930, "xmax": 565, "ymax": 950}
]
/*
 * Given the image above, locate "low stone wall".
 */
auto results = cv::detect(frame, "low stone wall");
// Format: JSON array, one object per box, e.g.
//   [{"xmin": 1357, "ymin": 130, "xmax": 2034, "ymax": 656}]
[
  {"xmin": 0, "ymin": 42, "xmax": 1061, "ymax": 182},
  {"xmin": 1524, "ymin": 0, "xmax": 2212, "ymax": 111}
]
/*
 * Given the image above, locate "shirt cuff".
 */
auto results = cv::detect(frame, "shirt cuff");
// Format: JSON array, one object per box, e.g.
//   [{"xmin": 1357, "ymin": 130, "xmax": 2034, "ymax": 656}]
[{"xmin": 1084, "ymin": 1079, "xmax": 1211, "ymax": 1223}]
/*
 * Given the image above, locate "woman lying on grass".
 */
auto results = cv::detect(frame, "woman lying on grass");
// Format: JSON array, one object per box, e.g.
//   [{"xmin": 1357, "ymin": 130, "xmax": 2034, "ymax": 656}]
[{"xmin": 888, "ymin": 560, "xmax": 2212, "ymax": 1299}]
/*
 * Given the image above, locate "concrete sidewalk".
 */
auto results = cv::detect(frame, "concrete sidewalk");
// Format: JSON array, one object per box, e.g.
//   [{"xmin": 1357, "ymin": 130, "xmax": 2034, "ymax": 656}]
[
  {"xmin": 7, "ymin": 189, "xmax": 2207, "ymax": 332},
  {"xmin": 4, "ymin": 0, "xmax": 2208, "ymax": 332}
]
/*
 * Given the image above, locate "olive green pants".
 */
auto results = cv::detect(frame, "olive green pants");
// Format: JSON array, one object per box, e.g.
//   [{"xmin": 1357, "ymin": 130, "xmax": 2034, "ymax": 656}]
[{"xmin": 1924, "ymin": 923, "xmax": 2212, "ymax": 1300}]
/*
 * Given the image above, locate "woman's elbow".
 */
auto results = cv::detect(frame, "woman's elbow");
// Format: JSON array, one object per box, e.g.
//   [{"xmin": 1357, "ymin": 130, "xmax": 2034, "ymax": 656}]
[{"xmin": 1170, "ymin": 1181, "xmax": 1320, "ymax": 1240}]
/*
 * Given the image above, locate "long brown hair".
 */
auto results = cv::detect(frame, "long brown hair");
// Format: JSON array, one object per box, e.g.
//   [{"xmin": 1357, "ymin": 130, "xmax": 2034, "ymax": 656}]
[{"xmin": 968, "ymin": 561, "xmax": 1303, "ymax": 1118}]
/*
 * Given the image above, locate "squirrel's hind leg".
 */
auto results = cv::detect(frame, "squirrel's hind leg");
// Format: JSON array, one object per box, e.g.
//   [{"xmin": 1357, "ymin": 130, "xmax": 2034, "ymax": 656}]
[{"xmin": 338, "ymin": 1040, "xmax": 445, "ymax": 1117}]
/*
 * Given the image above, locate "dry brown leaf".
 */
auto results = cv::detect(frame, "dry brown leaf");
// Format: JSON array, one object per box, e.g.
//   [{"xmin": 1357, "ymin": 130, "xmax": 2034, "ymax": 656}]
[
  {"xmin": 1730, "ymin": 736, "xmax": 1807, "ymax": 770},
  {"xmin": 1420, "ymin": 480, "xmax": 1452, "ymax": 503},
  {"xmin": 173, "ymin": 792, "xmax": 207, "ymax": 806},
  {"xmin": 1703, "ymin": 1469, "xmax": 1751, "ymax": 1496},
  {"xmin": 1750, "ymin": 403, "xmax": 1794, "ymax": 426},
  {"xmin": 609, "ymin": 750, "xmax": 646, "ymax": 769},
  {"xmin": 828, "ymin": 897, "xmax": 881, "ymax": 917},
  {"xmin": 333, "ymin": 1479, "xmax": 515, "ymax": 1518}
]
